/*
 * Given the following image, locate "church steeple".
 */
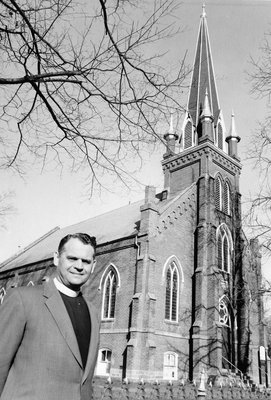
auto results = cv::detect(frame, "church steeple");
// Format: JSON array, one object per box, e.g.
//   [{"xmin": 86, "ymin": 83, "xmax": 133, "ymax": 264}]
[
  {"xmin": 181, "ymin": 6, "xmax": 226, "ymax": 151},
  {"xmin": 162, "ymin": 6, "xmax": 242, "ymax": 197}
]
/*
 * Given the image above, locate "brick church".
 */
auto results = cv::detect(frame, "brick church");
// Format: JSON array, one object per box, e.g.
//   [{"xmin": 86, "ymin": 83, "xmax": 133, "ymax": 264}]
[{"xmin": 0, "ymin": 7, "xmax": 268, "ymax": 385}]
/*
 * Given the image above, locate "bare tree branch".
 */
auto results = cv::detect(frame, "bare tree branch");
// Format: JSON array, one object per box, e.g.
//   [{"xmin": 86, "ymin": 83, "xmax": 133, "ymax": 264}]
[
  {"xmin": 245, "ymin": 28, "xmax": 271, "ymax": 255},
  {"xmin": 0, "ymin": 0, "xmax": 189, "ymax": 195}
]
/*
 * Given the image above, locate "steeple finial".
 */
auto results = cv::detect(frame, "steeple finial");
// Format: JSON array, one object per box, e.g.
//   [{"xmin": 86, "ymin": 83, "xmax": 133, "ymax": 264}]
[
  {"xmin": 228, "ymin": 111, "xmax": 238, "ymax": 137},
  {"xmin": 202, "ymin": 3, "xmax": 206, "ymax": 18},
  {"xmin": 226, "ymin": 111, "xmax": 241, "ymax": 160},
  {"xmin": 169, "ymin": 113, "xmax": 174, "ymax": 135},
  {"xmin": 163, "ymin": 113, "xmax": 178, "ymax": 157}
]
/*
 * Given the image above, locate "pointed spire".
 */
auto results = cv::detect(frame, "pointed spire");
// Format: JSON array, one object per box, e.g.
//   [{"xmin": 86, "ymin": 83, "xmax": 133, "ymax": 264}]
[
  {"xmin": 228, "ymin": 111, "xmax": 238, "ymax": 137},
  {"xmin": 199, "ymin": 88, "xmax": 214, "ymax": 144},
  {"xmin": 200, "ymin": 88, "xmax": 213, "ymax": 120},
  {"xmin": 186, "ymin": 6, "xmax": 220, "ymax": 130},
  {"xmin": 226, "ymin": 111, "xmax": 241, "ymax": 160},
  {"xmin": 163, "ymin": 113, "xmax": 178, "ymax": 157}
]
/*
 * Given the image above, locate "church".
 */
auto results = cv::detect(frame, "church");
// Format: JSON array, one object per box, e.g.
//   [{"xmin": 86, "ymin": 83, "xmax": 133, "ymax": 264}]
[{"xmin": 0, "ymin": 7, "xmax": 268, "ymax": 386}]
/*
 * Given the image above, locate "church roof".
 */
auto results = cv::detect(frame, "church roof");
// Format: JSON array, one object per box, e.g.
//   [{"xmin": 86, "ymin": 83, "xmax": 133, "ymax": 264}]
[
  {"xmin": 0, "ymin": 200, "xmax": 143, "ymax": 272},
  {"xmin": 0, "ymin": 182, "xmax": 196, "ymax": 272},
  {"xmin": 187, "ymin": 6, "xmax": 220, "ymax": 127}
]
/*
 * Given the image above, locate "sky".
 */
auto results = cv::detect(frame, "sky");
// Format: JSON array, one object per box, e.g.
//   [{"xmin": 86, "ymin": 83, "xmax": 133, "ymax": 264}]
[{"xmin": 1, "ymin": 0, "xmax": 271, "ymax": 278}]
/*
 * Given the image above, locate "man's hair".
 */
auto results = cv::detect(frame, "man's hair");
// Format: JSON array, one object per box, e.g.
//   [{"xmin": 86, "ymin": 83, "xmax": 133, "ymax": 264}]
[{"xmin": 58, "ymin": 233, "xmax": 97, "ymax": 256}]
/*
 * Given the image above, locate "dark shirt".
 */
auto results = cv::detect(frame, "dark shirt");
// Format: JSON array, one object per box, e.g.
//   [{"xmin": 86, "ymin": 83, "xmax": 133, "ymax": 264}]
[{"xmin": 60, "ymin": 292, "xmax": 91, "ymax": 368}]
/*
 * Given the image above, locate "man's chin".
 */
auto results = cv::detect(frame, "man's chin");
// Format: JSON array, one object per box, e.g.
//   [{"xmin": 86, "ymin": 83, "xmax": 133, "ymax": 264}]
[{"xmin": 69, "ymin": 278, "xmax": 87, "ymax": 289}]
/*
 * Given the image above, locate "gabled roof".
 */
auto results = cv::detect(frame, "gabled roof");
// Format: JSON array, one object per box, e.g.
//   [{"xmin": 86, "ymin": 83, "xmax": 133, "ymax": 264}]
[
  {"xmin": 187, "ymin": 6, "xmax": 220, "ymax": 127},
  {"xmin": 0, "ymin": 183, "xmax": 197, "ymax": 273},
  {"xmin": 0, "ymin": 200, "xmax": 143, "ymax": 272}
]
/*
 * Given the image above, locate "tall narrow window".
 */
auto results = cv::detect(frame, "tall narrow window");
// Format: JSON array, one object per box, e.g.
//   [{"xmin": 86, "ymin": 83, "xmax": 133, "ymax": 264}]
[
  {"xmin": 165, "ymin": 261, "xmax": 179, "ymax": 322},
  {"xmin": 219, "ymin": 297, "xmax": 233, "ymax": 369},
  {"xmin": 102, "ymin": 269, "xmax": 117, "ymax": 319},
  {"xmin": 223, "ymin": 239, "xmax": 230, "ymax": 271},
  {"xmin": 224, "ymin": 182, "xmax": 231, "ymax": 215},
  {"xmin": 217, "ymin": 235, "xmax": 223, "ymax": 270},
  {"xmin": 184, "ymin": 121, "xmax": 193, "ymax": 149},
  {"xmin": 217, "ymin": 225, "xmax": 232, "ymax": 273},
  {"xmin": 217, "ymin": 123, "xmax": 223, "ymax": 150},
  {"xmin": 215, "ymin": 176, "xmax": 223, "ymax": 211}
]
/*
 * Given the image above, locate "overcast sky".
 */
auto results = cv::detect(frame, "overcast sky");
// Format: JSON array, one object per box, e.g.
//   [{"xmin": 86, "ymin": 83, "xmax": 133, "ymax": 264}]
[{"xmin": 1, "ymin": 0, "xmax": 271, "ymax": 278}]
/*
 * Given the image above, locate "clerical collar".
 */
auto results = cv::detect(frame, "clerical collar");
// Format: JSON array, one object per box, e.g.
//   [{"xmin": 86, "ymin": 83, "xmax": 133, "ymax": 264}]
[{"xmin": 53, "ymin": 277, "xmax": 80, "ymax": 297}]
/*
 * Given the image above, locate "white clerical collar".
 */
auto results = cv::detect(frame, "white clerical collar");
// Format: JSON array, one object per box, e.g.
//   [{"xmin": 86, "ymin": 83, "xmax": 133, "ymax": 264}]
[{"xmin": 53, "ymin": 277, "xmax": 80, "ymax": 297}]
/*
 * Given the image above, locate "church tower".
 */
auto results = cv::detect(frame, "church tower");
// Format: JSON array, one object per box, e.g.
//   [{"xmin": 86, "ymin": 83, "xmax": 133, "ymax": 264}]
[{"xmin": 162, "ymin": 6, "xmax": 263, "ymax": 382}]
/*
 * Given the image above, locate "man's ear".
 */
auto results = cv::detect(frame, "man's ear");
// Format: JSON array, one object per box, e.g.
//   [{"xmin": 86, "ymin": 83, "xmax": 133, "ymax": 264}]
[
  {"xmin": 53, "ymin": 252, "xmax": 59, "ymax": 267},
  {"xmin": 91, "ymin": 259, "xmax": 97, "ymax": 274}
]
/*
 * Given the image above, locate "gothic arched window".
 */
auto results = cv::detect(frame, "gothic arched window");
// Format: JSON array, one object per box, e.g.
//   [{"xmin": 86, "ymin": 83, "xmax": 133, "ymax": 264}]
[
  {"xmin": 224, "ymin": 181, "xmax": 231, "ymax": 215},
  {"xmin": 102, "ymin": 268, "xmax": 117, "ymax": 320},
  {"xmin": 217, "ymin": 225, "xmax": 232, "ymax": 273},
  {"xmin": 165, "ymin": 261, "xmax": 179, "ymax": 322},
  {"xmin": 215, "ymin": 176, "xmax": 223, "ymax": 211}
]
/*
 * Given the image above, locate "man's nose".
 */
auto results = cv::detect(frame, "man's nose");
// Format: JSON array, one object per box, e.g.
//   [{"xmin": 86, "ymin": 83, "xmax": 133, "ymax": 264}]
[{"xmin": 75, "ymin": 259, "xmax": 83, "ymax": 270}]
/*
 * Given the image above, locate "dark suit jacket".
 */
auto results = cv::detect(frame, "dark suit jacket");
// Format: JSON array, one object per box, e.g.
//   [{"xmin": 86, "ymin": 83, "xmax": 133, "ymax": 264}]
[{"xmin": 0, "ymin": 279, "xmax": 100, "ymax": 400}]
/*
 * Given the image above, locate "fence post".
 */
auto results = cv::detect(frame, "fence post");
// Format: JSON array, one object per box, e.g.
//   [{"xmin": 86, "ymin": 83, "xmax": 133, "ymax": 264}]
[{"xmin": 197, "ymin": 370, "xmax": 206, "ymax": 398}]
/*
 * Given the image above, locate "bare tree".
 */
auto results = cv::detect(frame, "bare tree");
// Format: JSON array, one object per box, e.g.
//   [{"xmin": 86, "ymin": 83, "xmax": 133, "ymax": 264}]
[
  {"xmin": 0, "ymin": 0, "xmax": 188, "ymax": 194},
  {"xmin": 246, "ymin": 32, "xmax": 271, "ymax": 254}
]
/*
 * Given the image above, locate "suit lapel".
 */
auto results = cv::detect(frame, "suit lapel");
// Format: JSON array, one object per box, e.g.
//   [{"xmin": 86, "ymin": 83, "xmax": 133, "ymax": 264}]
[
  {"xmin": 82, "ymin": 301, "xmax": 99, "ymax": 383},
  {"xmin": 43, "ymin": 280, "xmax": 83, "ymax": 368}
]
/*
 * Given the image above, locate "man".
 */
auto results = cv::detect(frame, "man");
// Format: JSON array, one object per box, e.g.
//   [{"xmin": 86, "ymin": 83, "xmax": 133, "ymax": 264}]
[{"xmin": 0, "ymin": 233, "xmax": 100, "ymax": 400}]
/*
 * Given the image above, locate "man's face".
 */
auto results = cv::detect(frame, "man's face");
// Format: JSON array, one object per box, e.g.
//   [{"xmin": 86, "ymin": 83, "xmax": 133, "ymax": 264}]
[{"xmin": 54, "ymin": 238, "xmax": 96, "ymax": 291}]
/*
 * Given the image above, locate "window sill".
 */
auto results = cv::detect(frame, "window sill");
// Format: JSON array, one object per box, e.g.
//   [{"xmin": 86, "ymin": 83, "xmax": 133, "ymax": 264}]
[
  {"xmin": 164, "ymin": 319, "xmax": 179, "ymax": 325},
  {"xmin": 101, "ymin": 318, "xmax": 115, "ymax": 323}
]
